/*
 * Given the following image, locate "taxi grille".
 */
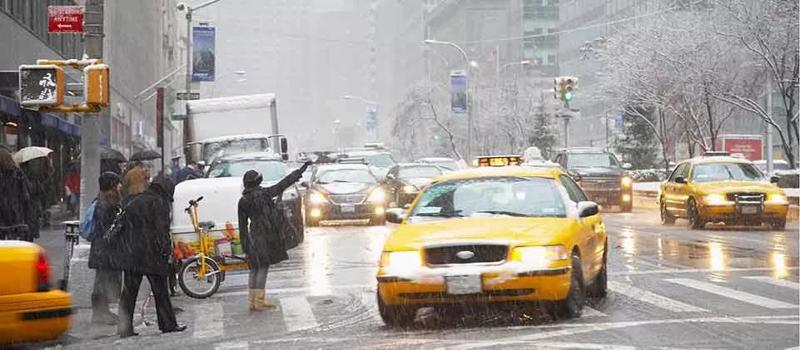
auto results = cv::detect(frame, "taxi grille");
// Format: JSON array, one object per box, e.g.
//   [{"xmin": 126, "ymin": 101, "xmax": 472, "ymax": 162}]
[
  {"xmin": 726, "ymin": 192, "xmax": 764, "ymax": 202},
  {"xmin": 329, "ymin": 194, "xmax": 366, "ymax": 204},
  {"xmin": 425, "ymin": 245, "xmax": 508, "ymax": 265}
]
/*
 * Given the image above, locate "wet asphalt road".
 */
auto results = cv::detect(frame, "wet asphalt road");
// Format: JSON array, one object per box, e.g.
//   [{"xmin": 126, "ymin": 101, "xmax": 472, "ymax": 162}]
[{"xmin": 33, "ymin": 207, "xmax": 799, "ymax": 349}]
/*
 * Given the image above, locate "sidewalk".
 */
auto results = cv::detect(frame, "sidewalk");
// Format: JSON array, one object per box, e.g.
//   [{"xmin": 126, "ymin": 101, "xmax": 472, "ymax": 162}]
[{"xmin": 632, "ymin": 182, "xmax": 800, "ymax": 220}]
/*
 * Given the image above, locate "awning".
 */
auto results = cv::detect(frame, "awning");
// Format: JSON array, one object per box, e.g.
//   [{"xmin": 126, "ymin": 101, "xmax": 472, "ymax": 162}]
[
  {"xmin": 0, "ymin": 95, "xmax": 20, "ymax": 119},
  {"xmin": 41, "ymin": 113, "xmax": 80, "ymax": 137}
]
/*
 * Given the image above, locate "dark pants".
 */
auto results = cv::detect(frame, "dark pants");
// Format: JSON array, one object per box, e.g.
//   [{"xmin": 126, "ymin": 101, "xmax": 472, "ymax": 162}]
[
  {"xmin": 92, "ymin": 269, "xmax": 121, "ymax": 317},
  {"xmin": 248, "ymin": 264, "xmax": 269, "ymax": 289},
  {"xmin": 118, "ymin": 271, "xmax": 177, "ymax": 334}
]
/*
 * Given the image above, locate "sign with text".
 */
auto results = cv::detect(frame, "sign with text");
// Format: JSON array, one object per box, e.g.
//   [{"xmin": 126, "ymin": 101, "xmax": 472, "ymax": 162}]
[
  {"xmin": 192, "ymin": 26, "xmax": 216, "ymax": 82},
  {"xmin": 450, "ymin": 70, "xmax": 467, "ymax": 114},
  {"xmin": 48, "ymin": 6, "xmax": 84, "ymax": 33},
  {"xmin": 177, "ymin": 92, "xmax": 200, "ymax": 100}
]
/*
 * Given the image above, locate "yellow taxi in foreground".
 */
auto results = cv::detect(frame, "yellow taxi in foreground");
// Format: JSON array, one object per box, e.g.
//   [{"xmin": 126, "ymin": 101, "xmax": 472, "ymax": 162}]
[
  {"xmin": 659, "ymin": 155, "xmax": 789, "ymax": 230},
  {"xmin": 0, "ymin": 240, "xmax": 72, "ymax": 345},
  {"xmin": 377, "ymin": 166, "xmax": 607, "ymax": 326}
]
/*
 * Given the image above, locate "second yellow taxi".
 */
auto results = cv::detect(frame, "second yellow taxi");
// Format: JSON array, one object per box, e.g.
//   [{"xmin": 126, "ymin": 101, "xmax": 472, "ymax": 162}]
[{"xmin": 377, "ymin": 163, "xmax": 607, "ymax": 326}]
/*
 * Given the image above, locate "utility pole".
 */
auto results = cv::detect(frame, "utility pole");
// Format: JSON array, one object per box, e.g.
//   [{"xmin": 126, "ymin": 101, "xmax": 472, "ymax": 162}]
[{"xmin": 79, "ymin": 0, "xmax": 104, "ymax": 217}]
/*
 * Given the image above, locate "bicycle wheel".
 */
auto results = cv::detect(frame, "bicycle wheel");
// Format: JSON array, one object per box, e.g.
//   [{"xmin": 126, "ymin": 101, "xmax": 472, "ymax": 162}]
[{"xmin": 178, "ymin": 256, "xmax": 222, "ymax": 299}]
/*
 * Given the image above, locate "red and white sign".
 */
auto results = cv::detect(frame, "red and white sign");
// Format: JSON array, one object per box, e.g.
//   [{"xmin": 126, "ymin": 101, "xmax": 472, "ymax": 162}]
[
  {"xmin": 714, "ymin": 135, "xmax": 763, "ymax": 161},
  {"xmin": 48, "ymin": 6, "xmax": 84, "ymax": 33}
]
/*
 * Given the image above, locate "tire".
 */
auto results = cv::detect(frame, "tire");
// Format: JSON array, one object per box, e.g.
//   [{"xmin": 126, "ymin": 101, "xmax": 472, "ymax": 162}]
[
  {"xmin": 771, "ymin": 219, "xmax": 787, "ymax": 230},
  {"xmin": 549, "ymin": 253, "xmax": 585, "ymax": 319},
  {"xmin": 178, "ymin": 256, "xmax": 221, "ymax": 299},
  {"xmin": 377, "ymin": 293, "xmax": 416, "ymax": 327},
  {"xmin": 370, "ymin": 215, "xmax": 387, "ymax": 226},
  {"xmin": 660, "ymin": 199, "xmax": 676, "ymax": 225},
  {"xmin": 620, "ymin": 202, "xmax": 633, "ymax": 213},
  {"xmin": 687, "ymin": 198, "xmax": 705, "ymax": 230},
  {"xmin": 586, "ymin": 245, "xmax": 608, "ymax": 298}
]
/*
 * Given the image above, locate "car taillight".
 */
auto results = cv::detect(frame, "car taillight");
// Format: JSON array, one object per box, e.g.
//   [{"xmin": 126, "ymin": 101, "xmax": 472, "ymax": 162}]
[{"xmin": 35, "ymin": 252, "xmax": 51, "ymax": 292}]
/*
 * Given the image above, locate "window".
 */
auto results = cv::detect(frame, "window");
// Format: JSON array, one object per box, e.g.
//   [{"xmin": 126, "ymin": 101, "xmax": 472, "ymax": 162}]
[
  {"xmin": 690, "ymin": 163, "xmax": 764, "ymax": 183},
  {"xmin": 560, "ymin": 175, "xmax": 588, "ymax": 203},
  {"xmin": 668, "ymin": 163, "xmax": 690, "ymax": 182}
]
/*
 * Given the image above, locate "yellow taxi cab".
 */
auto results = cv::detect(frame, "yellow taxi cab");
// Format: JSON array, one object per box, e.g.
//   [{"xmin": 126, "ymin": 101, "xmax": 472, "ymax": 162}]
[
  {"xmin": 0, "ymin": 240, "xmax": 72, "ymax": 345},
  {"xmin": 377, "ymin": 163, "xmax": 607, "ymax": 326},
  {"xmin": 659, "ymin": 153, "xmax": 790, "ymax": 230}
]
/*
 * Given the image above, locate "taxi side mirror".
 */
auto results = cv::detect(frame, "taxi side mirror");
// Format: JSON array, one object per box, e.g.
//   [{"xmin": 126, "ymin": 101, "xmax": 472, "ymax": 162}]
[
  {"xmin": 674, "ymin": 176, "xmax": 687, "ymax": 184},
  {"xmin": 386, "ymin": 208, "xmax": 405, "ymax": 224},
  {"xmin": 770, "ymin": 175, "xmax": 780, "ymax": 184},
  {"xmin": 578, "ymin": 201, "xmax": 599, "ymax": 218}
]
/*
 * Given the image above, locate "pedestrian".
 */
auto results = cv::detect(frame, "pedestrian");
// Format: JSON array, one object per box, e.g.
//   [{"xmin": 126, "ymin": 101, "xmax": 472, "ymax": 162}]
[
  {"xmin": 101, "ymin": 159, "xmax": 123, "ymax": 176},
  {"xmin": 174, "ymin": 160, "xmax": 204, "ymax": 184},
  {"xmin": 19, "ymin": 156, "xmax": 50, "ymax": 232},
  {"xmin": 107, "ymin": 176, "xmax": 186, "ymax": 337},
  {"xmin": 238, "ymin": 161, "xmax": 311, "ymax": 311},
  {"xmin": 87, "ymin": 172, "xmax": 123, "ymax": 325},
  {"xmin": 0, "ymin": 147, "xmax": 36, "ymax": 241},
  {"xmin": 64, "ymin": 163, "xmax": 80, "ymax": 217},
  {"xmin": 122, "ymin": 161, "xmax": 149, "ymax": 203}
]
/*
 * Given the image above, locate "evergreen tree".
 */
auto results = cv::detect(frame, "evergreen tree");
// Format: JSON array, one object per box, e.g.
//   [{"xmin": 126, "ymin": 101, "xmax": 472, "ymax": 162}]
[
  {"xmin": 615, "ymin": 105, "xmax": 659, "ymax": 169},
  {"xmin": 528, "ymin": 106, "xmax": 557, "ymax": 159}
]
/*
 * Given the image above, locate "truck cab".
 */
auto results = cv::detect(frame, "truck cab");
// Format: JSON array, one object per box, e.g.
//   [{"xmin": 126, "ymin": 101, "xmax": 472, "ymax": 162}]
[{"xmin": 553, "ymin": 148, "xmax": 634, "ymax": 212}]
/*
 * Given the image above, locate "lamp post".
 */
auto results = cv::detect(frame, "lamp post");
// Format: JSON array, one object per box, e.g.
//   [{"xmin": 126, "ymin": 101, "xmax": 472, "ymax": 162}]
[{"xmin": 424, "ymin": 39, "xmax": 473, "ymax": 162}]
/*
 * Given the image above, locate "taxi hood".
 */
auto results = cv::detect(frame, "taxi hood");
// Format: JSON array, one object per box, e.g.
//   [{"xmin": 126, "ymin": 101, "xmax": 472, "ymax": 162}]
[
  {"xmin": 383, "ymin": 217, "xmax": 577, "ymax": 251},
  {"xmin": 693, "ymin": 180, "xmax": 779, "ymax": 194}
]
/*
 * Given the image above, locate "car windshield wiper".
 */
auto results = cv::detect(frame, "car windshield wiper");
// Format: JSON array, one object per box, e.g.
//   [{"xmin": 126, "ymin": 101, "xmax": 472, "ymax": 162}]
[{"xmin": 473, "ymin": 210, "xmax": 529, "ymax": 217}]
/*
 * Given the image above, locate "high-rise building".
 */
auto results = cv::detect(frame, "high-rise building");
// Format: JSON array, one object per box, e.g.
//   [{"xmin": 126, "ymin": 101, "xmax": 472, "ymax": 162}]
[{"xmin": 522, "ymin": 0, "xmax": 560, "ymax": 76}]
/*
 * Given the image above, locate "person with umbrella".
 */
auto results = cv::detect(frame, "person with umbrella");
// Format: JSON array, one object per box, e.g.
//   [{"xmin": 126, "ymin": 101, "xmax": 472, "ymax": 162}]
[
  {"xmin": 13, "ymin": 146, "xmax": 53, "ymax": 234},
  {"xmin": 0, "ymin": 146, "xmax": 36, "ymax": 241}
]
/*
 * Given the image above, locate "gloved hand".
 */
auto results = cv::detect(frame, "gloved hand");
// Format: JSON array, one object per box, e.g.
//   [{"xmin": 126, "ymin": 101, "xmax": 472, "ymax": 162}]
[{"xmin": 300, "ymin": 160, "xmax": 313, "ymax": 173}]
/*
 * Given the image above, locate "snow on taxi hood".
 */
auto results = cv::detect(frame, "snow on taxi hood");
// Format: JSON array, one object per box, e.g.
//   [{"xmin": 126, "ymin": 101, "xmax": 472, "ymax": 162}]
[
  {"xmin": 171, "ymin": 177, "xmax": 280, "ymax": 233},
  {"xmin": 319, "ymin": 182, "xmax": 373, "ymax": 195},
  {"xmin": 383, "ymin": 217, "xmax": 579, "ymax": 251}
]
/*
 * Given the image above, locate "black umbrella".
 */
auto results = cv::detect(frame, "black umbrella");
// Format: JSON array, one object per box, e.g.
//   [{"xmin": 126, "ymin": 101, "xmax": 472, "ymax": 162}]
[
  {"xmin": 78, "ymin": 147, "xmax": 127, "ymax": 162},
  {"xmin": 130, "ymin": 150, "xmax": 162, "ymax": 161}
]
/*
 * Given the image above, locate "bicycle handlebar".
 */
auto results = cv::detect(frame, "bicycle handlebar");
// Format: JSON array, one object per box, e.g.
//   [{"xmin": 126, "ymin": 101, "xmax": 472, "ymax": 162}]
[{"xmin": 185, "ymin": 196, "xmax": 204, "ymax": 212}]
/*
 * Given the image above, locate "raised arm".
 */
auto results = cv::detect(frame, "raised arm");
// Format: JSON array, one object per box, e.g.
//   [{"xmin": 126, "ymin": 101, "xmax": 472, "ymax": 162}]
[{"xmin": 264, "ymin": 161, "xmax": 312, "ymax": 198}]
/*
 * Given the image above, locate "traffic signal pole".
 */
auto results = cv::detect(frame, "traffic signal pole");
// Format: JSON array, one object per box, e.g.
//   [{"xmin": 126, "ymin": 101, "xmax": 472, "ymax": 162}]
[{"xmin": 79, "ymin": 0, "xmax": 104, "ymax": 218}]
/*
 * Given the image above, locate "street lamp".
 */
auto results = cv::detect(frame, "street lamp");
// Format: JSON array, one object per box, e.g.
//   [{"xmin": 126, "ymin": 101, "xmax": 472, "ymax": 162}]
[
  {"xmin": 500, "ymin": 60, "xmax": 532, "ymax": 73},
  {"xmin": 424, "ymin": 39, "xmax": 473, "ymax": 161}
]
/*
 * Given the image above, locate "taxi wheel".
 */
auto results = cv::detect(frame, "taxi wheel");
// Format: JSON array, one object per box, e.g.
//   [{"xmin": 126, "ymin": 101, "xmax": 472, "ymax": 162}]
[
  {"xmin": 377, "ymin": 294, "xmax": 416, "ymax": 327},
  {"xmin": 660, "ymin": 199, "xmax": 676, "ymax": 225},
  {"xmin": 687, "ymin": 199, "xmax": 705, "ymax": 230},
  {"xmin": 549, "ymin": 253, "xmax": 585, "ymax": 320},
  {"xmin": 771, "ymin": 219, "xmax": 787, "ymax": 230}
]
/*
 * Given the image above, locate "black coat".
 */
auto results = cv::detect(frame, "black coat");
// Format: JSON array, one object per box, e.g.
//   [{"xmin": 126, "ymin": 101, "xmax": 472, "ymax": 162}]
[
  {"xmin": 0, "ymin": 166, "xmax": 36, "ymax": 240},
  {"xmin": 88, "ymin": 195, "xmax": 121, "ymax": 270},
  {"xmin": 238, "ymin": 168, "xmax": 303, "ymax": 267},
  {"xmin": 104, "ymin": 182, "xmax": 174, "ymax": 276}
]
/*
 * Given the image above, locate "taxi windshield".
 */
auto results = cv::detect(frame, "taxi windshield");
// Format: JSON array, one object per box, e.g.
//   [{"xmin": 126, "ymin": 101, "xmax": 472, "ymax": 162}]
[
  {"xmin": 409, "ymin": 177, "xmax": 566, "ymax": 219},
  {"xmin": 399, "ymin": 166, "xmax": 442, "ymax": 179},
  {"xmin": 317, "ymin": 168, "xmax": 377, "ymax": 184},
  {"xmin": 208, "ymin": 160, "xmax": 288, "ymax": 181},
  {"xmin": 691, "ymin": 162, "xmax": 764, "ymax": 183}
]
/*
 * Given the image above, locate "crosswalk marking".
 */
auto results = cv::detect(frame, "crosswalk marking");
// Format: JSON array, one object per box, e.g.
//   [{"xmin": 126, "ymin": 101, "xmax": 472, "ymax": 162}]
[
  {"xmin": 608, "ymin": 281, "xmax": 708, "ymax": 313},
  {"xmin": 666, "ymin": 278, "xmax": 797, "ymax": 309},
  {"xmin": 214, "ymin": 340, "xmax": 249, "ymax": 350},
  {"xmin": 743, "ymin": 276, "xmax": 800, "ymax": 290},
  {"xmin": 582, "ymin": 307, "xmax": 608, "ymax": 318},
  {"xmin": 279, "ymin": 296, "xmax": 319, "ymax": 332},
  {"xmin": 193, "ymin": 302, "xmax": 224, "ymax": 339}
]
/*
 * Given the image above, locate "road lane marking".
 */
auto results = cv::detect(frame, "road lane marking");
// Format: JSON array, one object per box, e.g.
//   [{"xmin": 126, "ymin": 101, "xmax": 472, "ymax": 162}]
[
  {"xmin": 279, "ymin": 296, "xmax": 319, "ymax": 332},
  {"xmin": 608, "ymin": 281, "xmax": 708, "ymax": 313},
  {"xmin": 609, "ymin": 266, "xmax": 799, "ymax": 276},
  {"xmin": 526, "ymin": 342, "xmax": 635, "ymax": 350},
  {"xmin": 193, "ymin": 302, "xmax": 224, "ymax": 339},
  {"xmin": 666, "ymin": 278, "xmax": 798, "ymax": 309},
  {"xmin": 743, "ymin": 276, "xmax": 800, "ymax": 290},
  {"xmin": 214, "ymin": 283, "xmax": 374, "ymax": 298},
  {"xmin": 582, "ymin": 307, "xmax": 608, "ymax": 318},
  {"xmin": 214, "ymin": 341, "xmax": 249, "ymax": 350}
]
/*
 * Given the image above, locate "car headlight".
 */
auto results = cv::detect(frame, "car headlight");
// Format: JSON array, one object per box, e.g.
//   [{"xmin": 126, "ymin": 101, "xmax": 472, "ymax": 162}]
[
  {"xmin": 309, "ymin": 191, "xmax": 328, "ymax": 204},
  {"xmin": 402, "ymin": 184, "xmax": 417, "ymax": 194},
  {"xmin": 621, "ymin": 176, "xmax": 633, "ymax": 188},
  {"xmin": 367, "ymin": 187, "xmax": 386, "ymax": 203},
  {"xmin": 766, "ymin": 193, "xmax": 788, "ymax": 204},
  {"xmin": 379, "ymin": 251, "xmax": 422, "ymax": 269},
  {"xmin": 510, "ymin": 245, "xmax": 568, "ymax": 269},
  {"xmin": 704, "ymin": 194, "xmax": 730, "ymax": 206}
]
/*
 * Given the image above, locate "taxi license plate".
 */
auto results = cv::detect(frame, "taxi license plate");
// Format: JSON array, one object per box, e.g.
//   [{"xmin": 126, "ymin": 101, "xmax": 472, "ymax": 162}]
[
  {"xmin": 740, "ymin": 205, "xmax": 759, "ymax": 214},
  {"xmin": 340, "ymin": 204, "xmax": 355, "ymax": 213},
  {"xmin": 446, "ymin": 275, "xmax": 482, "ymax": 295}
]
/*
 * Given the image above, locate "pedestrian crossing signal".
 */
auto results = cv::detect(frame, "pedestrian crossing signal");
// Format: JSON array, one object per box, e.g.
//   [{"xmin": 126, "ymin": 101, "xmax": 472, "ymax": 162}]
[
  {"xmin": 84, "ymin": 64, "xmax": 110, "ymax": 107},
  {"xmin": 19, "ymin": 65, "xmax": 65, "ymax": 107}
]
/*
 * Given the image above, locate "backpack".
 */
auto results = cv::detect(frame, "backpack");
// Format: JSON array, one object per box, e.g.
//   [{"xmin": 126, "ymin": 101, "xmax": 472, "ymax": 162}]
[{"xmin": 79, "ymin": 201, "xmax": 97, "ymax": 241}]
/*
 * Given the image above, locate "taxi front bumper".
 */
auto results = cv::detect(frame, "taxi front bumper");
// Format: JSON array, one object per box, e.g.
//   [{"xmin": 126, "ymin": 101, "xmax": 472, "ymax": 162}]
[
  {"xmin": 0, "ymin": 290, "xmax": 72, "ymax": 345},
  {"xmin": 699, "ymin": 202, "xmax": 789, "ymax": 221},
  {"xmin": 377, "ymin": 264, "xmax": 572, "ymax": 306}
]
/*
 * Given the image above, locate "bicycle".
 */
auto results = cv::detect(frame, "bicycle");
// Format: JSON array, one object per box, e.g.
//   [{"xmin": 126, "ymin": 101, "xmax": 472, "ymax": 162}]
[{"xmin": 177, "ymin": 196, "xmax": 249, "ymax": 299}]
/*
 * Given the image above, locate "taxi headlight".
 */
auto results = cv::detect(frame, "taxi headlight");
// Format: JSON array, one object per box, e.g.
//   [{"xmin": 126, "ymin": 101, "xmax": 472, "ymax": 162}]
[
  {"xmin": 766, "ymin": 193, "xmax": 788, "ymax": 204},
  {"xmin": 510, "ymin": 245, "xmax": 568, "ymax": 269},
  {"xmin": 309, "ymin": 191, "xmax": 328, "ymax": 204},
  {"xmin": 704, "ymin": 194, "xmax": 730, "ymax": 206},
  {"xmin": 621, "ymin": 176, "xmax": 633, "ymax": 188},
  {"xmin": 379, "ymin": 251, "xmax": 422, "ymax": 269},
  {"xmin": 402, "ymin": 184, "xmax": 417, "ymax": 194},
  {"xmin": 367, "ymin": 188, "xmax": 386, "ymax": 203}
]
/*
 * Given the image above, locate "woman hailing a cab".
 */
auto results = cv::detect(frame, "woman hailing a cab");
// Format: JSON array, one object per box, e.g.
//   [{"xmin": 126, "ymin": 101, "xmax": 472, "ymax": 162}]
[{"xmin": 238, "ymin": 161, "xmax": 311, "ymax": 311}]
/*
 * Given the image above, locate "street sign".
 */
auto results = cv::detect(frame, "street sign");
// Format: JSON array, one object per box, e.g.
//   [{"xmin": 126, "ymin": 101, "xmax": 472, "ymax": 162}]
[
  {"xmin": 615, "ymin": 111, "xmax": 624, "ymax": 129},
  {"xmin": 365, "ymin": 104, "xmax": 377, "ymax": 131},
  {"xmin": 450, "ymin": 70, "xmax": 468, "ymax": 114},
  {"xmin": 171, "ymin": 114, "xmax": 187, "ymax": 121},
  {"xmin": 176, "ymin": 92, "xmax": 200, "ymax": 100},
  {"xmin": 48, "ymin": 6, "xmax": 84, "ymax": 33}
]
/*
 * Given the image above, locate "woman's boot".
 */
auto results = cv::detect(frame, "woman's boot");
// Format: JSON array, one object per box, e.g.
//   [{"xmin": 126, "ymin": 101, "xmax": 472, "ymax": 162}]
[{"xmin": 251, "ymin": 289, "xmax": 276, "ymax": 311}]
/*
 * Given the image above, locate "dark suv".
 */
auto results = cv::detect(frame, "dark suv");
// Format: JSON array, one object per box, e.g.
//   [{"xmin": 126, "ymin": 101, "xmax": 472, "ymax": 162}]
[{"xmin": 553, "ymin": 148, "xmax": 634, "ymax": 212}]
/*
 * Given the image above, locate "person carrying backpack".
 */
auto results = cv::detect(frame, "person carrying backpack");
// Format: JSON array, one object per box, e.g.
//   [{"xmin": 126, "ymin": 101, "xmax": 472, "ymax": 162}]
[{"xmin": 86, "ymin": 172, "xmax": 123, "ymax": 325}]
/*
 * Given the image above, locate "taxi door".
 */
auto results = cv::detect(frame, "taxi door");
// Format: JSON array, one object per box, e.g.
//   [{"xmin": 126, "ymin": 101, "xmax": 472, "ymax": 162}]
[
  {"xmin": 662, "ymin": 163, "xmax": 691, "ymax": 216},
  {"xmin": 560, "ymin": 175, "xmax": 604, "ymax": 279}
]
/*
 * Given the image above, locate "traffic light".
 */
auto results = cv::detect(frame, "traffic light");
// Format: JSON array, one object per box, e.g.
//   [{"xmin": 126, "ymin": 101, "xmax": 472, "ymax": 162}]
[
  {"xmin": 19, "ymin": 65, "xmax": 65, "ymax": 107},
  {"xmin": 84, "ymin": 64, "xmax": 110, "ymax": 107},
  {"xmin": 564, "ymin": 77, "xmax": 578, "ymax": 103}
]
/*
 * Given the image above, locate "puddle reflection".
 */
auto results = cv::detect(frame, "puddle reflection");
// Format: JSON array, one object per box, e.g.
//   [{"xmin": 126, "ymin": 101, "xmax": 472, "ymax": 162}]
[{"xmin": 305, "ymin": 234, "xmax": 332, "ymax": 296}]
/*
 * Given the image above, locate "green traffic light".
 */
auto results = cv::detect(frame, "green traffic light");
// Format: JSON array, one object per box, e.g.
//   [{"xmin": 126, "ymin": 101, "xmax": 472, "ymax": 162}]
[{"xmin": 564, "ymin": 91, "xmax": 574, "ymax": 101}]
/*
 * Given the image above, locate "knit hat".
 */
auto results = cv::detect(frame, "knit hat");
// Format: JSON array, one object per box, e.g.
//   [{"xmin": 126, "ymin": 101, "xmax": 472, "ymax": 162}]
[{"xmin": 243, "ymin": 170, "xmax": 263, "ymax": 188}]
